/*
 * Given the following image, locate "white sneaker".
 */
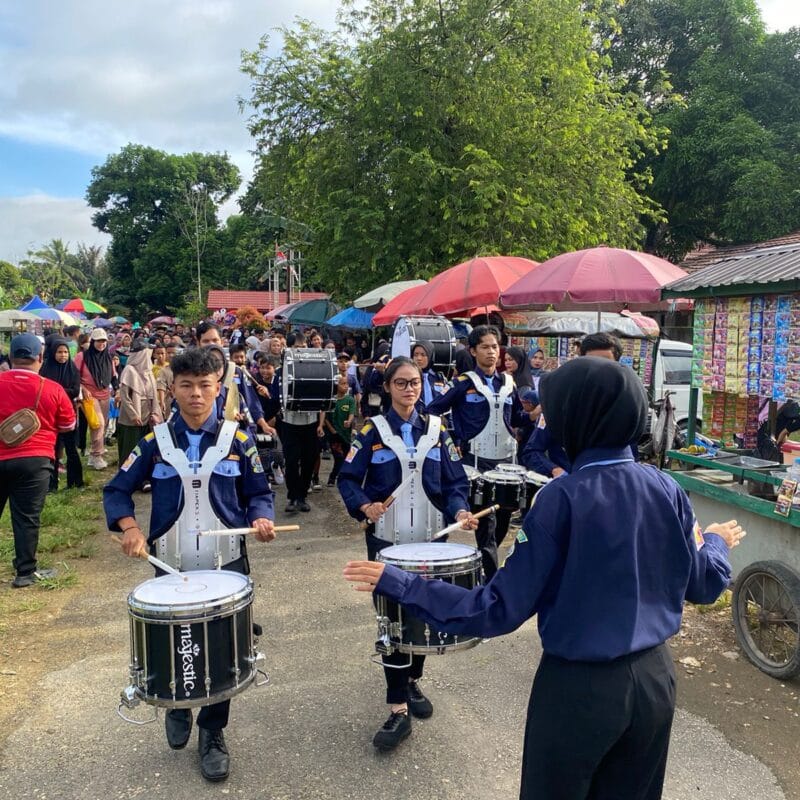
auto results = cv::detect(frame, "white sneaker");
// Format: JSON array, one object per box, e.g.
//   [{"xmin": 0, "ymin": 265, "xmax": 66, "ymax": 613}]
[
  {"xmin": 89, "ymin": 456, "xmax": 108, "ymax": 470},
  {"xmin": 272, "ymin": 466, "xmax": 285, "ymax": 485}
]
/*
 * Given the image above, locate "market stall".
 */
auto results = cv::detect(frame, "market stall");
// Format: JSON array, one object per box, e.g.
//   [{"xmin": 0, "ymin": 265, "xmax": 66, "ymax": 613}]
[{"xmin": 661, "ymin": 242, "xmax": 800, "ymax": 678}]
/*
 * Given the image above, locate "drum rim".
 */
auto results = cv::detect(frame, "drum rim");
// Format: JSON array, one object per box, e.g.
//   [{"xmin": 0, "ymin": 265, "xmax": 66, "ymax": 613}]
[
  {"xmin": 480, "ymin": 470, "xmax": 524, "ymax": 483},
  {"xmin": 128, "ymin": 572, "xmax": 253, "ymax": 618},
  {"xmin": 496, "ymin": 464, "xmax": 527, "ymax": 474},
  {"xmin": 134, "ymin": 666, "xmax": 257, "ymax": 709},
  {"xmin": 379, "ymin": 542, "xmax": 479, "ymax": 558},
  {"xmin": 388, "ymin": 637, "xmax": 481, "ymax": 655}
]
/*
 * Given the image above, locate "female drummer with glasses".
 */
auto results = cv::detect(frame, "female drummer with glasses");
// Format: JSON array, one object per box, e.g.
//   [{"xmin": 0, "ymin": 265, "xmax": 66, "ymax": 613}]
[{"xmin": 337, "ymin": 356, "xmax": 478, "ymax": 753}]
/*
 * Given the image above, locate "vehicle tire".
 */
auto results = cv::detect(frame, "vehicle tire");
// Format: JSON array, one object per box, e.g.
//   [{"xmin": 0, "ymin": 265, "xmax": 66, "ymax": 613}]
[{"xmin": 732, "ymin": 560, "xmax": 800, "ymax": 679}]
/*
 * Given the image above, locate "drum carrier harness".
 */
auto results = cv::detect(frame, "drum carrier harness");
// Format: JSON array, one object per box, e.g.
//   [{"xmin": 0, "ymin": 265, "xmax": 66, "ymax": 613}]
[
  {"xmin": 371, "ymin": 414, "xmax": 444, "ymax": 544},
  {"xmin": 464, "ymin": 371, "xmax": 516, "ymax": 462},
  {"xmin": 153, "ymin": 419, "xmax": 242, "ymax": 570}
]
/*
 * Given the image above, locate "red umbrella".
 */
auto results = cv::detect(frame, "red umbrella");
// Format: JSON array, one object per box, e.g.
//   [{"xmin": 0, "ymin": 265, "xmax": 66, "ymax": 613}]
[
  {"xmin": 372, "ymin": 283, "xmax": 431, "ymax": 326},
  {"xmin": 499, "ymin": 247, "xmax": 687, "ymax": 310}
]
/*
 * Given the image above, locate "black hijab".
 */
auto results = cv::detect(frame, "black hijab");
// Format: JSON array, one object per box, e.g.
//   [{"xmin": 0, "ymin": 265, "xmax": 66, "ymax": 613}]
[
  {"xmin": 84, "ymin": 339, "xmax": 113, "ymax": 389},
  {"xmin": 40, "ymin": 336, "xmax": 81, "ymax": 400},
  {"xmin": 539, "ymin": 357, "xmax": 647, "ymax": 462},
  {"xmin": 411, "ymin": 341, "xmax": 436, "ymax": 374},
  {"xmin": 505, "ymin": 346, "xmax": 533, "ymax": 388}
]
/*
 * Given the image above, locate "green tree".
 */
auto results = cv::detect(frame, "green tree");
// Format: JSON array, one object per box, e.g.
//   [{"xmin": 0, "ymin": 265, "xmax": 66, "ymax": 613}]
[
  {"xmin": 0, "ymin": 261, "xmax": 33, "ymax": 308},
  {"xmin": 240, "ymin": 0, "xmax": 662, "ymax": 297},
  {"xmin": 18, "ymin": 239, "xmax": 86, "ymax": 303},
  {"xmin": 86, "ymin": 144, "xmax": 241, "ymax": 313}
]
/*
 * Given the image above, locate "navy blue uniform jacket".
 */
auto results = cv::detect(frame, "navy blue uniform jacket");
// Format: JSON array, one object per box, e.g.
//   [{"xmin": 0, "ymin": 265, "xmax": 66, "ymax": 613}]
[
  {"xmin": 337, "ymin": 409, "xmax": 470, "ymax": 524},
  {"xmin": 427, "ymin": 369, "xmax": 513, "ymax": 446},
  {"xmin": 521, "ymin": 419, "xmax": 571, "ymax": 475},
  {"xmin": 103, "ymin": 413, "xmax": 274, "ymax": 541},
  {"xmin": 374, "ymin": 447, "xmax": 732, "ymax": 661}
]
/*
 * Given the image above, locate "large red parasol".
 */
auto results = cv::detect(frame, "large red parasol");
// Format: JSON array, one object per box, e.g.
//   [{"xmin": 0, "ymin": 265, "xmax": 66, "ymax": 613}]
[
  {"xmin": 499, "ymin": 247, "xmax": 687, "ymax": 310},
  {"xmin": 372, "ymin": 283, "xmax": 431, "ymax": 326},
  {"xmin": 374, "ymin": 256, "xmax": 539, "ymax": 325}
]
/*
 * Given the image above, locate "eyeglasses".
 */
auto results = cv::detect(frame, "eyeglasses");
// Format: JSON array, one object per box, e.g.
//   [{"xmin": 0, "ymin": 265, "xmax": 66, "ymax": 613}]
[{"xmin": 391, "ymin": 378, "xmax": 422, "ymax": 390}]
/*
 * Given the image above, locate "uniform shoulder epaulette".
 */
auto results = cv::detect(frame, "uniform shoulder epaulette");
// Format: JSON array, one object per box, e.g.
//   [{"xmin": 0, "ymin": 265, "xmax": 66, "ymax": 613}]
[
  {"xmin": 360, "ymin": 422, "xmax": 374, "ymax": 435},
  {"xmin": 143, "ymin": 432, "xmax": 155, "ymax": 442},
  {"xmin": 235, "ymin": 430, "xmax": 250, "ymax": 442},
  {"xmin": 457, "ymin": 374, "xmax": 469, "ymax": 382}
]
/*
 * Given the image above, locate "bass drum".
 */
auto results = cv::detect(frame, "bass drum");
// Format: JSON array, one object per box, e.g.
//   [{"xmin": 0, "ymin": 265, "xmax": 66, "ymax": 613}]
[
  {"xmin": 282, "ymin": 348, "xmax": 337, "ymax": 412},
  {"xmin": 391, "ymin": 316, "xmax": 456, "ymax": 377}
]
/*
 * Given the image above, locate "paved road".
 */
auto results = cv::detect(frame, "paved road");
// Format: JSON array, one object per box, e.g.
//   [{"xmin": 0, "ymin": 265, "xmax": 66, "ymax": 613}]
[{"xmin": 0, "ymin": 484, "xmax": 787, "ymax": 799}]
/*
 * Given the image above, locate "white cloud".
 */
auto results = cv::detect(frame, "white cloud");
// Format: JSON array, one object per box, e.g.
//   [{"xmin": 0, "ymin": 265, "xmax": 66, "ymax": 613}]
[
  {"xmin": 0, "ymin": 195, "xmax": 109, "ymax": 264},
  {"xmin": 759, "ymin": 0, "xmax": 800, "ymax": 31}
]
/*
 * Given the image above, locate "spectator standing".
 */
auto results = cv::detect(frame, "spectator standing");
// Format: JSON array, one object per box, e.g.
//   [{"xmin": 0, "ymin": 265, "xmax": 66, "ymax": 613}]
[
  {"xmin": 116, "ymin": 341, "xmax": 162, "ymax": 466},
  {"xmin": 0, "ymin": 334, "xmax": 76, "ymax": 587}
]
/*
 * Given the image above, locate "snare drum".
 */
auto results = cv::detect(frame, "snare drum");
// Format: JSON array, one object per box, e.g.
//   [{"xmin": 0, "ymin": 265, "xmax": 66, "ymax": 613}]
[
  {"xmin": 463, "ymin": 465, "xmax": 482, "ymax": 507},
  {"xmin": 376, "ymin": 542, "xmax": 482, "ymax": 655},
  {"xmin": 254, "ymin": 433, "xmax": 275, "ymax": 450},
  {"xmin": 282, "ymin": 348, "xmax": 337, "ymax": 412},
  {"xmin": 123, "ymin": 571, "xmax": 261, "ymax": 709},
  {"xmin": 523, "ymin": 471, "xmax": 550, "ymax": 510},
  {"xmin": 478, "ymin": 469, "xmax": 525, "ymax": 510},
  {"xmin": 496, "ymin": 463, "xmax": 527, "ymax": 477},
  {"xmin": 391, "ymin": 316, "xmax": 456, "ymax": 377}
]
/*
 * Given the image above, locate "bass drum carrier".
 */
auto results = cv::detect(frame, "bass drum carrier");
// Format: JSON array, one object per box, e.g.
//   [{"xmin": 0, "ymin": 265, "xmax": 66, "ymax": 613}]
[
  {"xmin": 391, "ymin": 316, "xmax": 456, "ymax": 378},
  {"xmin": 282, "ymin": 348, "xmax": 337, "ymax": 413}
]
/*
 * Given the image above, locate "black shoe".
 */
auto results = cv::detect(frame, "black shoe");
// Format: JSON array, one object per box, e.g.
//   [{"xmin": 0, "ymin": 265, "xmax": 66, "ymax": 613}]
[
  {"xmin": 373, "ymin": 710, "xmax": 411, "ymax": 752},
  {"xmin": 12, "ymin": 569, "xmax": 56, "ymax": 588},
  {"xmin": 326, "ymin": 477, "xmax": 336, "ymax": 486},
  {"xmin": 285, "ymin": 500, "xmax": 298, "ymax": 513},
  {"xmin": 198, "ymin": 728, "xmax": 230, "ymax": 782},
  {"xmin": 407, "ymin": 681, "xmax": 433, "ymax": 718},
  {"xmin": 165, "ymin": 708, "xmax": 192, "ymax": 749},
  {"xmin": 297, "ymin": 500, "xmax": 311, "ymax": 512}
]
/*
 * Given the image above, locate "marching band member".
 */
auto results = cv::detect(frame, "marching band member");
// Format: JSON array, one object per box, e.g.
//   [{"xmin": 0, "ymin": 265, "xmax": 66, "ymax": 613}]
[
  {"xmin": 337, "ymin": 356, "xmax": 477, "ymax": 752},
  {"xmin": 344, "ymin": 356, "xmax": 742, "ymax": 800},
  {"xmin": 410, "ymin": 341, "xmax": 447, "ymax": 413},
  {"xmin": 427, "ymin": 325, "xmax": 515, "ymax": 577},
  {"xmin": 104, "ymin": 348, "xmax": 276, "ymax": 783}
]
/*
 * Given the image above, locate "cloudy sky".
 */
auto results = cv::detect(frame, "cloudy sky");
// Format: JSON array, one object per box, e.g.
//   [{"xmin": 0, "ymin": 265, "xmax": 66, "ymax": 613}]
[{"xmin": 0, "ymin": 0, "xmax": 797, "ymax": 264}]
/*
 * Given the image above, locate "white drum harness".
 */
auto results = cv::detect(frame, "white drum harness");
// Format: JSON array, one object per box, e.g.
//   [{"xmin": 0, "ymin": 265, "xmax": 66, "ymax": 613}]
[
  {"xmin": 464, "ymin": 371, "xmax": 516, "ymax": 462},
  {"xmin": 153, "ymin": 420, "xmax": 242, "ymax": 571},
  {"xmin": 371, "ymin": 415, "xmax": 444, "ymax": 545}
]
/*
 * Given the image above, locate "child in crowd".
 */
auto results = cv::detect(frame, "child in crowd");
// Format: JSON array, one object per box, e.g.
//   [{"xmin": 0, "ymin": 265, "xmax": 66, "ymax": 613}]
[{"xmin": 325, "ymin": 375, "xmax": 356, "ymax": 486}]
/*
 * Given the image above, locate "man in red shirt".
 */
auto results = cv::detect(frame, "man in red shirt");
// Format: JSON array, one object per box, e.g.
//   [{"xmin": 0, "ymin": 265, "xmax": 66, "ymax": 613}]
[{"xmin": 0, "ymin": 334, "xmax": 76, "ymax": 587}]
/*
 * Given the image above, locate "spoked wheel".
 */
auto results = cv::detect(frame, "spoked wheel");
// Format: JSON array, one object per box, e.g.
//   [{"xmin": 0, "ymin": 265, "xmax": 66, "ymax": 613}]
[{"xmin": 732, "ymin": 561, "xmax": 800, "ymax": 679}]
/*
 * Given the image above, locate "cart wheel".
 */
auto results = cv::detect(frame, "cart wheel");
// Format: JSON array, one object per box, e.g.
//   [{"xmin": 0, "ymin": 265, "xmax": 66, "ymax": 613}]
[{"xmin": 732, "ymin": 561, "xmax": 800, "ymax": 679}]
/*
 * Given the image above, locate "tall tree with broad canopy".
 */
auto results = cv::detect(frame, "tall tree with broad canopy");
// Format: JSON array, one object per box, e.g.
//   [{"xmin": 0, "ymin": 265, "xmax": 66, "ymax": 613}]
[
  {"xmin": 240, "ymin": 0, "xmax": 663, "ymax": 297},
  {"xmin": 86, "ymin": 145, "xmax": 240, "ymax": 313}
]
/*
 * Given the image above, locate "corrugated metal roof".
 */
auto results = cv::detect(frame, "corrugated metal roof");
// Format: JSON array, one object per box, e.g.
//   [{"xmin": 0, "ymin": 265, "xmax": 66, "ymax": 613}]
[
  {"xmin": 679, "ymin": 229, "xmax": 800, "ymax": 274},
  {"xmin": 664, "ymin": 243, "xmax": 800, "ymax": 295},
  {"xmin": 206, "ymin": 290, "xmax": 328, "ymax": 311}
]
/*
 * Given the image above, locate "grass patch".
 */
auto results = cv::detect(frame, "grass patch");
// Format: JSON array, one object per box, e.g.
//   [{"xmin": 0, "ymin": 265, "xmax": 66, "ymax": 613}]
[{"xmin": 695, "ymin": 589, "xmax": 732, "ymax": 614}]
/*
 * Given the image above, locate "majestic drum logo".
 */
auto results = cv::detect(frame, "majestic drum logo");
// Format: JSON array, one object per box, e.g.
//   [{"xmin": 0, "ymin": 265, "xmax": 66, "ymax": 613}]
[{"xmin": 177, "ymin": 624, "xmax": 201, "ymax": 693}]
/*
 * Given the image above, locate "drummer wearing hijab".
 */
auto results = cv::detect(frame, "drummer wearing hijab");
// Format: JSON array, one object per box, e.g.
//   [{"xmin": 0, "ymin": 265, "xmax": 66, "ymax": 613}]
[{"xmin": 345, "ymin": 356, "xmax": 744, "ymax": 800}]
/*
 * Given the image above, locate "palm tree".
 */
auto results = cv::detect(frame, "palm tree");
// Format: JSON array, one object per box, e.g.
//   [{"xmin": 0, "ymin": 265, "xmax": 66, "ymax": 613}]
[{"xmin": 19, "ymin": 239, "xmax": 87, "ymax": 303}]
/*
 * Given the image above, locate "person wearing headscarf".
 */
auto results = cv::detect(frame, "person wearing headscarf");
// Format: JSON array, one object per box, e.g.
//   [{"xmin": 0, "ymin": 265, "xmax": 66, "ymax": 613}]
[
  {"xmin": 411, "ymin": 341, "xmax": 447, "ymax": 413},
  {"xmin": 40, "ymin": 336, "xmax": 83, "ymax": 490},
  {"xmin": 528, "ymin": 347, "xmax": 547, "ymax": 391},
  {"xmin": 116, "ymin": 341, "xmax": 162, "ymax": 466},
  {"xmin": 74, "ymin": 328, "xmax": 116, "ymax": 469},
  {"xmin": 245, "ymin": 335, "xmax": 261, "ymax": 365},
  {"xmin": 110, "ymin": 331, "xmax": 132, "ymax": 368},
  {"xmin": 345, "ymin": 356, "xmax": 744, "ymax": 800},
  {"xmin": 505, "ymin": 346, "xmax": 534, "ymax": 459}
]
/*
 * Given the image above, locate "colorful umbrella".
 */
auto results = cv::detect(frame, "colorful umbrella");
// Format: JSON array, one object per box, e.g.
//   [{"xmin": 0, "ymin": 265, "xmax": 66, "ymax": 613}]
[
  {"xmin": 266, "ymin": 302, "xmax": 301, "ymax": 321},
  {"xmin": 149, "ymin": 315, "xmax": 177, "ymax": 325},
  {"xmin": 326, "ymin": 306, "xmax": 375, "ymax": 329},
  {"xmin": 111, "ymin": 315, "xmax": 129, "ymax": 324},
  {"xmin": 62, "ymin": 298, "xmax": 107, "ymax": 314},
  {"xmin": 499, "ymin": 247, "xmax": 687, "ymax": 310},
  {"xmin": 0, "ymin": 310, "xmax": 39, "ymax": 328},
  {"xmin": 353, "ymin": 280, "xmax": 427, "ymax": 311},
  {"xmin": 283, "ymin": 298, "xmax": 338, "ymax": 326},
  {"xmin": 91, "ymin": 317, "xmax": 116, "ymax": 328},
  {"xmin": 30, "ymin": 308, "xmax": 81, "ymax": 326}
]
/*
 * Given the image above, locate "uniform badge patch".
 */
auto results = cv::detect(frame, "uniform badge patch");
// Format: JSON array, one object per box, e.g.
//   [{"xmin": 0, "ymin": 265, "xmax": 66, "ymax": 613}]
[
  {"xmin": 693, "ymin": 522, "xmax": 705, "ymax": 551},
  {"xmin": 345, "ymin": 440, "xmax": 362, "ymax": 463},
  {"xmin": 250, "ymin": 452, "xmax": 264, "ymax": 473},
  {"xmin": 516, "ymin": 530, "xmax": 528, "ymax": 544},
  {"xmin": 120, "ymin": 446, "xmax": 141, "ymax": 472}
]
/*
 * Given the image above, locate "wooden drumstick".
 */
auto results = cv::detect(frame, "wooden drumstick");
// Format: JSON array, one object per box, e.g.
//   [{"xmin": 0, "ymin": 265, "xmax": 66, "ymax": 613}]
[
  {"xmin": 432, "ymin": 504, "xmax": 500, "ymax": 540},
  {"xmin": 110, "ymin": 534, "xmax": 184, "ymax": 578},
  {"xmin": 198, "ymin": 525, "xmax": 300, "ymax": 536}
]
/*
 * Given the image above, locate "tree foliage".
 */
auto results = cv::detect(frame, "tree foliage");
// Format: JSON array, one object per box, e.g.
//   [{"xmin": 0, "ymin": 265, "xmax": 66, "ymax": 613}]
[
  {"xmin": 240, "ymin": 0, "xmax": 662, "ymax": 297},
  {"xmin": 600, "ymin": 0, "xmax": 800, "ymax": 258},
  {"xmin": 86, "ymin": 144, "xmax": 241, "ymax": 314}
]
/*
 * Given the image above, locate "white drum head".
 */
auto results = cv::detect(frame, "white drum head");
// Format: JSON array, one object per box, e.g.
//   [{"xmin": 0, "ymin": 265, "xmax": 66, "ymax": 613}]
[
  {"xmin": 391, "ymin": 317, "xmax": 412, "ymax": 360},
  {"xmin": 482, "ymin": 470, "xmax": 522, "ymax": 485},
  {"xmin": 497, "ymin": 464, "xmax": 527, "ymax": 475},
  {"xmin": 381, "ymin": 542, "xmax": 477, "ymax": 564},
  {"xmin": 463, "ymin": 465, "xmax": 480, "ymax": 481},
  {"xmin": 130, "ymin": 570, "xmax": 249, "ymax": 608}
]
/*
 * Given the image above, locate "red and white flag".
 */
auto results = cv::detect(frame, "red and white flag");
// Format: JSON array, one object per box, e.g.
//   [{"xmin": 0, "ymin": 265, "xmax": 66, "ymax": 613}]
[{"xmin": 274, "ymin": 244, "xmax": 288, "ymax": 266}]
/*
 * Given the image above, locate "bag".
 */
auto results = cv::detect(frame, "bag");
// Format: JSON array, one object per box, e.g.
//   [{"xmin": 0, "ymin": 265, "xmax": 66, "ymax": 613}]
[
  {"xmin": 0, "ymin": 378, "xmax": 44, "ymax": 446},
  {"xmin": 82, "ymin": 394, "xmax": 101, "ymax": 430}
]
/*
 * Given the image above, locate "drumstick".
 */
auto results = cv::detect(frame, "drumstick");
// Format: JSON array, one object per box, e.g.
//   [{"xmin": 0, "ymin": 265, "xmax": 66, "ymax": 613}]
[
  {"xmin": 432, "ymin": 504, "xmax": 499, "ymax": 540},
  {"xmin": 198, "ymin": 525, "xmax": 300, "ymax": 537},
  {"xmin": 110, "ymin": 534, "xmax": 184, "ymax": 578}
]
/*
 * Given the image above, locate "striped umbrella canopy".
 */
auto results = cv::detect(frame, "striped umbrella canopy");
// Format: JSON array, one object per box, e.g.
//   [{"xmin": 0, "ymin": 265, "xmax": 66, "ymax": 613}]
[
  {"xmin": 30, "ymin": 308, "xmax": 82, "ymax": 326},
  {"xmin": 62, "ymin": 297, "xmax": 107, "ymax": 314}
]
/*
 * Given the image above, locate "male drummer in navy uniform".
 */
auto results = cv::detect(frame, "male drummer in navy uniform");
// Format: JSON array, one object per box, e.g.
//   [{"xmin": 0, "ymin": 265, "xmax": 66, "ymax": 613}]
[
  {"xmin": 103, "ymin": 348, "xmax": 276, "ymax": 783},
  {"xmin": 427, "ymin": 325, "xmax": 515, "ymax": 578}
]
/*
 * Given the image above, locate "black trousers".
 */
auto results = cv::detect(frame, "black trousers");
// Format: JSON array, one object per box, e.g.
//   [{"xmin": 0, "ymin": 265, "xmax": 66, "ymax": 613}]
[
  {"xmin": 156, "ymin": 553, "xmax": 250, "ymax": 731},
  {"xmin": 367, "ymin": 532, "xmax": 425, "ymax": 704},
  {"xmin": 279, "ymin": 421, "xmax": 319, "ymax": 502},
  {"xmin": 0, "ymin": 457, "xmax": 52, "ymax": 576},
  {"xmin": 520, "ymin": 644, "xmax": 675, "ymax": 800},
  {"xmin": 469, "ymin": 454, "xmax": 513, "ymax": 579},
  {"xmin": 49, "ymin": 430, "xmax": 84, "ymax": 491},
  {"xmin": 77, "ymin": 406, "xmax": 88, "ymax": 454}
]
